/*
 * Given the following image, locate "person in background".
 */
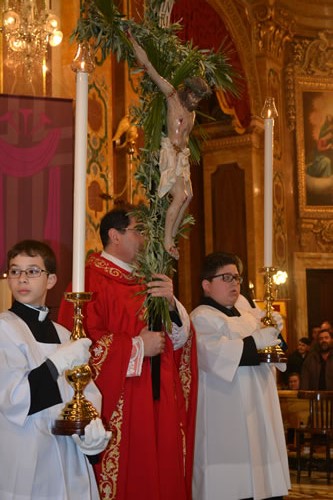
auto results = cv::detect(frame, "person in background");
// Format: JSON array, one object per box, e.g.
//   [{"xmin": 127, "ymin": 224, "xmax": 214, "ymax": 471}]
[
  {"xmin": 300, "ymin": 328, "xmax": 333, "ymax": 390},
  {"xmin": 190, "ymin": 251, "xmax": 290, "ymax": 500},
  {"xmin": 320, "ymin": 319, "xmax": 333, "ymax": 335},
  {"xmin": 0, "ymin": 240, "xmax": 110, "ymax": 500},
  {"xmin": 309, "ymin": 325, "xmax": 321, "ymax": 351},
  {"xmin": 58, "ymin": 204, "xmax": 198, "ymax": 500},
  {"xmin": 287, "ymin": 372, "xmax": 301, "ymax": 390},
  {"xmin": 283, "ymin": 337, "xmax": 311, "ymax": 385}
]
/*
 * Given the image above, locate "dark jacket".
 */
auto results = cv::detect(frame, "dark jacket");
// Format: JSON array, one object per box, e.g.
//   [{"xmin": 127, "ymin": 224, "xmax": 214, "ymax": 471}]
[{"xmin": 300, "ymin": 349, "xmax": 333, "ymax": 390}]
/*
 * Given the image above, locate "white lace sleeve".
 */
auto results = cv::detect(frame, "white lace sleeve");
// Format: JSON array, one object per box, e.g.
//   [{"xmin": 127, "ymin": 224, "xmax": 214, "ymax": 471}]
[{"xmin": 126, "ymin": 336, "xmax": 144, "ymax": 377}]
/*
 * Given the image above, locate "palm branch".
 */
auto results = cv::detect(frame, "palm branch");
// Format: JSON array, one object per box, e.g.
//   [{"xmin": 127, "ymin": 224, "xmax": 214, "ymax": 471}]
[{"xmin": 73, "ymin": 0, "xmax": 238, "ymax": 330}]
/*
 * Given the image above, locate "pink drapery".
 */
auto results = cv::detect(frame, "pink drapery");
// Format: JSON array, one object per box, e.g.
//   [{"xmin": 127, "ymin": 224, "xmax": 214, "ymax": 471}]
[
  {"xmin": 0, "ymin": 94, "xmax": 74, "ymax": 316},
  {"xmin": 0, "ymin": 130, "xmax": 61, "ymax": 269}
]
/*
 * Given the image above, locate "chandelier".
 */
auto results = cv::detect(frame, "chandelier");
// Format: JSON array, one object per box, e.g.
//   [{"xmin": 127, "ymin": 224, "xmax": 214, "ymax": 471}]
[{"xmin": 1, "ymin": 0, "xmax": 63, "ymax": 76}]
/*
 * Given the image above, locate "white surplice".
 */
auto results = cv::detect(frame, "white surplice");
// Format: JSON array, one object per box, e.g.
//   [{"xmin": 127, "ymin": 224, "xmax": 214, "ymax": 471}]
[
  {"xmin": 0, "ymin": 310, "xmax": 101, "ymax": 500},
  {"xmin": 190, "ymin": 303, "xmax": 290, "ymax": 500}
]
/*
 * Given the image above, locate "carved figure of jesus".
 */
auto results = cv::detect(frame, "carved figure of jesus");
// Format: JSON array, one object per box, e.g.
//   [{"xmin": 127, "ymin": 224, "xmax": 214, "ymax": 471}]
[{"xmin": 128, "ymin": 31, "xmax": 211, "ymax": 259}]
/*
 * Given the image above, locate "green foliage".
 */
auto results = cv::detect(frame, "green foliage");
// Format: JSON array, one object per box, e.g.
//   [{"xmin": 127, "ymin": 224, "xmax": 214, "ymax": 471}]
[{"xmin": 74, "ymin": 0, "xmax": 237, "ymax": 329}]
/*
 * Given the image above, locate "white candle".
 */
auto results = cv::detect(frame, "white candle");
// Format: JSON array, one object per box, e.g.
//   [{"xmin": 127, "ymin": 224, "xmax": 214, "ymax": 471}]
[
  {"xmin": 264, "ymin": 117, "xmax": 273, "ymax": 267},
  {"xmin": 261, "ymin": 98, "xmax": 278, "ymax": 268},
  {"xmin": 72, "ymin": 71, "xmax": 89, "ymax": 292}
]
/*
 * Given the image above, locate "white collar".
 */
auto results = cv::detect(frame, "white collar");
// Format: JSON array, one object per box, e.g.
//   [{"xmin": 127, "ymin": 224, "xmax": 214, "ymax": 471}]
[
  {"xmin": 101, "ymin": 250, "xmax": 133, "ymax": 273},
  {"xmin": 25, "ymin": 303, "xmax": 49, "ymax": 322}
]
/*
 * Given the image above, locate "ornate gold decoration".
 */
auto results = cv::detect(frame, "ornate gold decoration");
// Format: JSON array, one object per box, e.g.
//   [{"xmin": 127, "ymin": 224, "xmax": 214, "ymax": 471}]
[
  {"xmin": 99, "ymin": 395, "xmax": 124, "ymax": 500},
  {"xmin": 52, "ymin": 292, "xmax": 99, "ymax": 436},
  {"xmin": 300, "ymin": 219, "xmax": 333, "ymax": 251},
  {"xmin": 301, "ymin": 31, "xmax": 333, "ymax": 76},
  {"xmin": 285, "ymin": 63, "xmax": 296, "ymax": 131},
  {"xmin": 179, "ymin": 330, "xmax": 195, "ymax": 412},
  {"xmin": 252, "ymin": 3, "xmax": 294, "ymax": 58},
  {"xmin": 209, "ymin": 0, "xmax": 262, "ymax": 114},
  {"xmin": 273, "ymin": 172, "xmax": 288, "ymax": 271},
  {"xmin": 90, "ymin": 334, "xmax": 114, "ymax": 379},
  {"xmin": 258, "ymin": 267, "xmax": 288, "ymax": 363},
  {"xmin": 112, "ymin": 114, "xmax": 139, "ymax": 202},
  {"xmin": 286, "ymin": 31, "xmax": 333, "ymax": 130}
]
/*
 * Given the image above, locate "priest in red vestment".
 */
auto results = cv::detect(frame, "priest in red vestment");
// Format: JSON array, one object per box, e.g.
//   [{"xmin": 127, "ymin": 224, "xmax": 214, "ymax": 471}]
[{"xmin": 58, "ymin": 204, "xmax": 198, "ymax": 500}]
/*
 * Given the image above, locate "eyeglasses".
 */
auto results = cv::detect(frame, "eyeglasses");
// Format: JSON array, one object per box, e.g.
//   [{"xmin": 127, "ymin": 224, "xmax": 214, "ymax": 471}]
[
  {"xmin": 208, "ymin": 273, "xmax": 243, "ymax": 284},
  {"xmin": 8, "ymin": 267, "xmax": 49, "ymax": 279},
  {"xmin": 121, "ymin": 227, "xmax": 145, "ymax": 236}
]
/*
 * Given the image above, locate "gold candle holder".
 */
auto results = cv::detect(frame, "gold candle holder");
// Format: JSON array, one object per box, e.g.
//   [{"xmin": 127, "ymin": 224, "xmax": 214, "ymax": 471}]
[
  {"xmin": 258, "ymin": 267, "xmax": 287, "ymax": 363},
  {"xmin": 52, "ymin": 291, "xmax": 99, "ymax": 435}
]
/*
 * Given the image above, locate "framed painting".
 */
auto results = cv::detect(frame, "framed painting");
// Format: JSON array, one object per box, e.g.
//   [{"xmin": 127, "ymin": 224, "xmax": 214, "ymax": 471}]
[{"xmin": 295, "ymin": 77, "xmax": 333, "ymax": 218}]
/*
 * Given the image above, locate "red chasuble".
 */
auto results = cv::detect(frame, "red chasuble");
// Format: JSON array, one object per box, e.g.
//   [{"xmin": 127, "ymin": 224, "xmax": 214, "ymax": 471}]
[{"xmin": 58, "ymin": 253, "xmax": 198, "ymax": 500}]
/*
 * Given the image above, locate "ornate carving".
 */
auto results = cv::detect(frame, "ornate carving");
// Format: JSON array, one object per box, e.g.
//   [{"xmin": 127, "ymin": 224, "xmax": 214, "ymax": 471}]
[
  {"xmin": 300, "ymin": 219, "xmax": 333, "ymax": 252},
  {"xmin": 301, "ymin": 31, "xmax": 333, "ymax": 76},
  {"xmin": 208, "ymin": 0, "xmax": 262, "ymax": 114},
  {"xmin": 253, "ymin": 2, "xmax": 294, "ymax": 58},
  {"xmin": 273, "ymin": 172, "xmax": 288, "ymax": 270},
  {"xmin": 158, "ymin": 0, "xmax": 175, "ymax": 28},
  {"xmin": 286, "ymin": 31, "xmax": 333, "ymax": 130},
  {"xmin": 285, "ymin": 62, "xmax": 296, "ymax": 131}
]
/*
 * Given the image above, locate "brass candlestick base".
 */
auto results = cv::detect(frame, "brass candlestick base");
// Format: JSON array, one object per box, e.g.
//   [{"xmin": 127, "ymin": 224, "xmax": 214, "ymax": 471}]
[
  {"xmin": 52, "ymin": 292, "xmax": 99, "ymax": 436},
  {"xmin": 258, "ymin": 267, "xmax": 288, "ymax": 364}
]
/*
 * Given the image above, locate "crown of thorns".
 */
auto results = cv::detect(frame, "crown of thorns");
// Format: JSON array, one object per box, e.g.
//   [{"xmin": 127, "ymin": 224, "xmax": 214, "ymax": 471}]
[{"xmin": 183, "ymin": 77, "xmax": 212, "ymax": 98}]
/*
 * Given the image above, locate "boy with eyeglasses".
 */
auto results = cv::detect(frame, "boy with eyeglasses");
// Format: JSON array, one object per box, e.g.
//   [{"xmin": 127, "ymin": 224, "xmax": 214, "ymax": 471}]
[
  {"xmin": 0, "ymin": 239, "xmax": 110, "ymax": 500},
  {"xmin": 191, "ymin": 251, "xmax": 290, "ymax": 500}
]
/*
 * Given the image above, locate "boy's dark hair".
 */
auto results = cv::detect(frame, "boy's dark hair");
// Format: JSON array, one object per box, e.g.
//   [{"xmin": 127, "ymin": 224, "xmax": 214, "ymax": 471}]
[
  {"xmin": 99, "ymin": 203, "xmax": 135, "ymax": 248},
  {"xmin": 201, "ymin": 251, "xmax": 243, "ymax": 282},
  {"xmin": 288, "ymin": 372, "xmax": 300, "ymax": 379},
  {"xmin": 299, "ymin": 337, "xmax": 311, "ymax": 346},
  {"xmin": 7, "ymin": 240, "xmax": 57, "ymax": 274}
]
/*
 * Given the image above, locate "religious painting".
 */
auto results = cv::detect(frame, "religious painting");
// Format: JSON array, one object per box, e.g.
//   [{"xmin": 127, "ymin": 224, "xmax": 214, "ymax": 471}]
[
  {"xmin": 296, "ymin": 77, "xmax": 333, "ymax": 217},
  {"xmin": 0, "ymin": 94, "xmax": 74, "ymax": 316}
]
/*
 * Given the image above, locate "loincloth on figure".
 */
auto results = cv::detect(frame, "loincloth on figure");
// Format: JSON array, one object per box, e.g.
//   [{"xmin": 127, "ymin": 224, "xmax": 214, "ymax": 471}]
[{"xmin": 158, "ymin": 137, "xmax": 191, "ymax": 198}]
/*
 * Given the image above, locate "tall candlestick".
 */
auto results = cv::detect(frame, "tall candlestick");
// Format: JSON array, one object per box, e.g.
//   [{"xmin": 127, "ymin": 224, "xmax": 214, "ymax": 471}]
[
  {"xmin": 261, "ymin": 98, "xmax": 278, "ymax": 268},
  {"xmin": 53, "ymin": 43, "xmax": 97, "ymax": 436},
  {"xmin": 71, "ymin": 43, "xmax": 95, "ymax": 292}
]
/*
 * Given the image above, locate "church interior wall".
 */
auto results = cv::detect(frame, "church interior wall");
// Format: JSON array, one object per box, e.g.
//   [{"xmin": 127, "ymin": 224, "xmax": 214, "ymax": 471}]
[{"xmin": 2, "ymin": 0, "xmax": 333, "ymax": 349}]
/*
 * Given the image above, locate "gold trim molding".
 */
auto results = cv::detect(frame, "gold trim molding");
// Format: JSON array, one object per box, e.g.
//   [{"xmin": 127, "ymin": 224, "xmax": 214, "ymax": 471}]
[
  {"xmin": 286, "ymin": 31, "xmax": 333, "ymax": 130},
  {"xmin": 300, "ymin": 219, "xmax": 333, "ymax": 251},
  {"xmin": 252, "ymin": 3, "xmax": 294, "ymax": 58},
  {"xmin": 207, "ymin": 0, "xmax": 262, "ymax": 114}
]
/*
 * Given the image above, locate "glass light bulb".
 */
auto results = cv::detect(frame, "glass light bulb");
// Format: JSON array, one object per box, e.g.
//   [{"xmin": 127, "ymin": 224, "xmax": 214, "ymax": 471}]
[
  {"xmin": 46, "ymin": 13, "xmax": 60, "ymax": 31},
  {"xmin": 49, "ymin": 30, "xmax": 63, "ymax": 47},
  {"xmin": 3, "ymin": 10, "xmax": 20, "ymax": 31},
  {"xmin": 9, "ymin": 35, "xmax": 26, "ymax": 52},
  {"xmin": 273, "ymin": 270, "xmax": 288, "ymax": 285}
]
